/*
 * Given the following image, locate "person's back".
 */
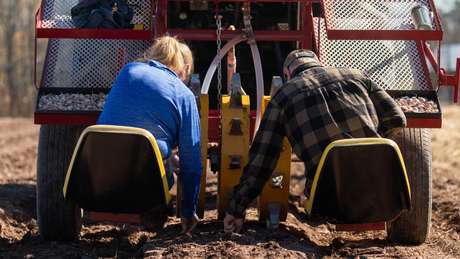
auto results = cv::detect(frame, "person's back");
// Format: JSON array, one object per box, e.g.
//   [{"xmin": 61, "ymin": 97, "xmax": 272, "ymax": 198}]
[
  {"xmin": 98, "ymin": 36, "xmax": 201, "ymax": 236},
  {"xmin": 274, "ymin": 65, "xmax": 403, "ymax": 176},
  {"xmin": 98, "ymin": 60, "xmax": 193, "ymax": 159},
  {"xmin": 224, "ymin": 49, "xmax": 406, "ymax": 231}
]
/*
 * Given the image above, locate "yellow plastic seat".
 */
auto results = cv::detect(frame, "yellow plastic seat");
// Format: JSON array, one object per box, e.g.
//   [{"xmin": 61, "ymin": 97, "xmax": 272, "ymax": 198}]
[
  {"xmin": 304, "ymin": 138, "xmax": 411, "ymax": 223},
  {"xmin": 63, "ymin": 125, "xmax": 172, "ymax": 213}
]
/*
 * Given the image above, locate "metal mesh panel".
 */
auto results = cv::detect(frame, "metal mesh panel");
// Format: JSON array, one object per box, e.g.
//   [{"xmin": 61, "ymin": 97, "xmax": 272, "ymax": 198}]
[
  {"xmin": 40, "ymin": 0, "xmax": 152, "ymax": 29},
  {"xmin": 41, "ymin": 39, "xmax": 150, "ymax": 88},
  {"xmin": 321, "ymin": 0, "xmax": 437, "ymax": 31},
  {"xmin": 315, "ymin": 18, "xmax": 431, "ymax": 91}
]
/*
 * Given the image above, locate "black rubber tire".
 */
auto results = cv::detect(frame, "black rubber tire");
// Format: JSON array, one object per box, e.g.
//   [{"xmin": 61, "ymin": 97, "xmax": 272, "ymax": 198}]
[
  {"xmin": 37, "ymin": 125, "xmax": 85, "ymax": 241},
  {"xmin": 387, "ymin": 128, "xmax": 432, "ymax": 245}
]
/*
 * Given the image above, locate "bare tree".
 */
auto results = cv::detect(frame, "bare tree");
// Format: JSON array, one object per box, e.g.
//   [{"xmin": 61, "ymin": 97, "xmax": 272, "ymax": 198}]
[
  {"xmin": 1, "ymin": 0, "xmax": 21, "ymax": 116},
  {"xmin": 0, "ymin": 0, "xmax": 39, "ymax": 116}
]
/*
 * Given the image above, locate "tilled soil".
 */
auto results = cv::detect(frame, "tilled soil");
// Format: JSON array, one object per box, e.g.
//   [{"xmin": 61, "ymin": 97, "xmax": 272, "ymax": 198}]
[{"xmin": 0, "ymin": 107, "xmax": 459, "ymax": 258}]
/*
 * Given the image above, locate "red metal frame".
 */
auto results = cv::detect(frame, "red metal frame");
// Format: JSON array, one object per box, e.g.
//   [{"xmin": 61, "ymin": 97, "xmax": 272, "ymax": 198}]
[
  {"xmin": 415, "ymin": 41, "xmax": 438, "ymax": 100},
  {"xmin": 35, "ymin": 0, "xmax": 316, "ymax": 127},
  {"xmin": 169, "ymin": 29, "xmax": 306, "ymax": 42},
  {"xmin": 35, "ymin": 2, "xmax": 152, "ymax": 40},
  {"xmin": 415, "ymin": 41, "xmax": 442, "ymax": 128},
  {"xmin": 301, "ymin": 3, "xmax": 314, "ymax": 50},
  {"xmin": 36, "ymin": 27, "xmax": 151, "ymax": 40},
  {"xmin": 34, "ymin": 113, "xmax": 101, "ymax": 125},
  {"xmin": 154, "ymin": 0, "xmax": 168, "ymax": 37},
  {"xmin": 335, "ymin": 222, "xmax": 386, "ymax": 232},
  {"xmin": 325, "ymin": 30, "xmax": 442, "ymax": 41},
  {"xmin": 34, "ymin": 110, "xmax": 442, "ymax": 141},
  {"xmin": 33, "ymin": 110, "xmax": 254, "ymax": 140},
  {"xmin": 320, "ymin": 0, "xmax": 443, "ymax": 41},
  {"xmin": 442, "ymin": 59, "xmax": 460, "ymax": 103},
  {"xmin": 406, "ymin": 117, "xmax": 442, "ymax": 128},
  {"xmin": 422, "ymin": 42, "xmax": 460, "ymax": 103},
  {"xmin": 86, "ymin": 212, "xmax": 141, "ymax": 223},
  {"xmin": 34, "ymin": 0, "xmax": 452, "ymax": 130}
]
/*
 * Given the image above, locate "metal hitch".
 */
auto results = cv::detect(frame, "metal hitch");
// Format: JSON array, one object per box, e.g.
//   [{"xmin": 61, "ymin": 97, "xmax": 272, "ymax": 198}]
[
  {"xmin": 229, "ymin": 118, "xmax": 243, "ymax": 135},
  {"xmin": 229, "ymin": 155, "xmax": 242, "ymax": 169},
  {"xmin": 271, "ymin": 173, "xmax": 284, "ymax": 189}
]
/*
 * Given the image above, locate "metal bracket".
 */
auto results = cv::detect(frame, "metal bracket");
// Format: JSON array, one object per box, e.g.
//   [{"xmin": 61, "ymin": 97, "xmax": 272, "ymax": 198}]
[
  {"xmin": 266, "ymin": 203, "xmax": 281, "ymax": 229},
  {"xmin": 209, "ymin": 145, "xmax": 220, "ymax": 174},
  {"xmin": 229, "ymin": 118, "xmax": 243, "ymax": 135},
  {"xmin": 229, "ymin": 155, "xmax": 242, "ymax": 169},
  {"xmin": 271, "ymin": 173, "xmax": 284, "ymax": 189},
  {"xmin": 230, "ymin": 74, "xmax": 243, "ymax": 108},
  {"xmin": 242, "ymin": 3, "xmax": 255, "ymax": 45},
  {"xmin": 439, "ymin": 58, "xmax": 460, "ymax": 103},
  {"xmin": 422, "ymin": 42, "xmax": 459, "ymax": 103},
  {"xmin": 230, "ymin": 94, "xmax": 242, "ymax": 108}
]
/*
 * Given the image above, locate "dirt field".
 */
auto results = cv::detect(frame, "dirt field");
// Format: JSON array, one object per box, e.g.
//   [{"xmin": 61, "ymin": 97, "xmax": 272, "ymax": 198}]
[{"xmin": 0, "ymin": 106, "xmax": 459, "ymax": 258}]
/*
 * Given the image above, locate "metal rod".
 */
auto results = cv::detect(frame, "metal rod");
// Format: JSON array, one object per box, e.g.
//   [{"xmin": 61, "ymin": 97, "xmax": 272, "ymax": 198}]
[
  {"xmin": 422, "ymin": 41, "xmax": 439, "ymax": 73},
  {"xmin": 201, "ymin": 35, "xmax": 246, "ymax": 94},
  {"xmin": 155, "ymin": 0, "xmax": 168, "ymax": 37},
  {"xmin": 34, "ymin": 10, "xmax": 39, "ymax": 89},
  {"xmin": 227, "ymin": 25, "xmax": 237, "ymax": 94},
  {"xmin": 169, "ymin": 29, "xmax": 305, "ymax": 41}
]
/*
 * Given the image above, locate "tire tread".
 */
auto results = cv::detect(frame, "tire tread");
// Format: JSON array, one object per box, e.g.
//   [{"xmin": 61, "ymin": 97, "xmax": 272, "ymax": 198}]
[
  {"xmin": 388, "ymin": 128, "xmax": 432, "ymax": 244},
  {"xmin": 37, "ymin": 125, "xmax": 84, "ymax": 241}
]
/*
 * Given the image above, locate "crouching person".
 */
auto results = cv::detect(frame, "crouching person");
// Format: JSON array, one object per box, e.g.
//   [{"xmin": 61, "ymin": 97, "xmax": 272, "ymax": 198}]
[
  {"xmin": 224, "ymin": 49, "xmax": 406, "ymax": 233},
  {"xmin": 98, "ymin": 36, "xmax": 201, "ymax": 236}
]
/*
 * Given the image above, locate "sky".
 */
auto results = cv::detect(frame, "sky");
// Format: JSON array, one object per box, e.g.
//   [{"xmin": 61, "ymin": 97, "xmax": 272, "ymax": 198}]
[{"xmin": 434, "ymin": 0, "xmax": 455, "ymax": 12}]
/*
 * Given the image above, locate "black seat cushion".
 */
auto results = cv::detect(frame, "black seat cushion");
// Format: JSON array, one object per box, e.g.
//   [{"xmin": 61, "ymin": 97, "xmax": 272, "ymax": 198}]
[
  {"xmin": 66, "ymin": 132, "xmax": 167, "ymax": 213},
  {"xmin": 312, "ymin": 144, "xmax": 411, "ymax": 223}
]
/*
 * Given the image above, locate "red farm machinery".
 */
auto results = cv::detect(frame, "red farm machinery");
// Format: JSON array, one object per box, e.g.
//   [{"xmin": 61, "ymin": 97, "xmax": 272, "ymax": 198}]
[{"xmin": 34, "ymin": 0, "xmax": 459, "ymax": 244}]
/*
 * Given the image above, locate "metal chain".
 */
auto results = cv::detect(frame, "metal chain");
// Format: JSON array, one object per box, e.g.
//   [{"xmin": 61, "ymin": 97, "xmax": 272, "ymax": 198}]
[
  {"xmin": 215, "ymin": 15, "xmax": 223, "ymax": 114},
  {"xmin": 215, "ymin": 14, "xmax": 223, "ymax": 174}
]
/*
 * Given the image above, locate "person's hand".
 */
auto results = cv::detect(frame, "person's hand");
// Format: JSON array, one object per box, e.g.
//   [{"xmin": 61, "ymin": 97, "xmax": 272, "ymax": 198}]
[
  {"xmin": 181, "ymin": 213, "xmax": 199, "ymax": 237},
  {"xmin": 168, "ymin": 153, "xmax": 180, "ymax": 173},
  {"xmin": 223, "ymin": 213, "xmax": 243, "ymax": 234},
  {"xmin": 112, "ymin": 3, "xmax": 118, "ymax": 13}
]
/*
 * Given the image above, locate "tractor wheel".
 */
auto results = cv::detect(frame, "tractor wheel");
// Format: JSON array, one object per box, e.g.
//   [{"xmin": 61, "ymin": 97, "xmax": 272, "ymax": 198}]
[
  {"xmin": 387, "ymin": 128, "xmax": 432, "ymax": 245},
  {"xmin": 37, "ymin": 125, "xmax": 85, "ymax": 241}
]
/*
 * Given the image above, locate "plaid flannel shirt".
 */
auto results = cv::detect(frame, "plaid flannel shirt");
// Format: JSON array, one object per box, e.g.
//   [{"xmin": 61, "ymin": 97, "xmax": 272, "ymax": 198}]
[{"xmin": 227, "ymin": 64, "xmax": 407, "ymax": 218}]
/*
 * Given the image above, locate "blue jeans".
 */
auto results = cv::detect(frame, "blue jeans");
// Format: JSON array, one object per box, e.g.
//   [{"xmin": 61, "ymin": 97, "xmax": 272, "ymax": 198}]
[{"xmin": 163, "ymin": 159, "xmax": 175, "ymax": 189}]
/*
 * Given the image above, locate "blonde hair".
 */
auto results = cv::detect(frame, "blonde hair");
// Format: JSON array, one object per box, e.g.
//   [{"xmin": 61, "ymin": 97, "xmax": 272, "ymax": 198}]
[
  {"xmin": 141, "ymin": 36, "xmax": 185, "ymax": 75},
  {"xmin": 180, "ymin": 43, "xmax": 194, "ymax": 76}
]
